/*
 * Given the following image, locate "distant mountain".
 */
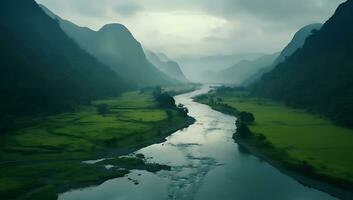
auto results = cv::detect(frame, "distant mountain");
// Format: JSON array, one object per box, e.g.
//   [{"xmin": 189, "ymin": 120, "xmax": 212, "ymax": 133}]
[
  {"xmin": 41, "ymin": 6, "xmax": 175, "ymax": 87},
  {"xmin": 205, "ymin": 53, "xmax": 279, "ymax": 84},
  {"xmin": 0, "ymin": 0, "xmax": 127, "ymax": 119},
  {"xmin": 145, "ymin": 50, "xmax": 189, "ymax": 83},
  {"xmin": 243, "ymin": 23, "xmax": 322, "ymax": 86},
  {"xmin": 175, "ymin": 53, "xmax": 265, "ymax": 83},
  {"xmin": 253, "ymin": 0, "xmax": 353, "ymax": 127}
]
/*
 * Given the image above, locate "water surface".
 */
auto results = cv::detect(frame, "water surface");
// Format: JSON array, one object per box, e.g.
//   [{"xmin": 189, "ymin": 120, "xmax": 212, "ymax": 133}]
[{"xmin": 59, "ymin": 86, "xmax": 336, "ymax": 200}]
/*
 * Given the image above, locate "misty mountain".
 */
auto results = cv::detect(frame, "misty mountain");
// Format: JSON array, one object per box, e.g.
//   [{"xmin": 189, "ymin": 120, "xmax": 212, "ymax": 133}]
[
  {"xmin": 145, "ymin": 50, "xmax": 189, "ymax": 83},
  {"xmin": 0, "ymin": 0, "xmax": 128, "ymax": 119},
  {"xmin": 273, "ymin": 23, "xmax": 323, "ymax": 66},
  {"xmin": 205, "ymin": 53, "xmax": 279, "ymax": 84},
  {"xmin": 242, "ymin": 23, "xmax": 322, "ymax": 86},
  {"xmin": 253, "ymin": 0, "xmax": 353, "ymax": 127},
  {"xmin": 41, "ymin": 6, "xmax": 176, "ymax": 87},
  {"xmin": 175, "ymin": 53, "xmax": 265, "ymax": 83}
]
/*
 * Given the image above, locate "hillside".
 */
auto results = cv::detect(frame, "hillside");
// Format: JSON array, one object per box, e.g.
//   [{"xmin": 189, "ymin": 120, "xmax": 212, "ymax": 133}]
[
  {"xmin": 175, "ymin": 53, "xmax": 264, "ymax": 82},
  {"xmin": 243, "ymin": 23, "xmax": 322, "ymax": 86},
  {"xmin": 253, "ymin": 0, "xmax": 353, "ymax": 127},
  {"xmin": 205, "ymin": 53, "xmax": 279, "ymax": 84},
  {"xmin": 41, "ymin": 6, "xmax": 175, "ymax": 87},
  {"xmin": 273, "ymin": 23, "xmax": 323, "ymax": 65},
  {"xmin": 0, "ymin": 0, "xmax": 127, "ymax": 127},
  {"xmin": 145, "ymin": 50, "xmax": 189, "ymax": 83}
]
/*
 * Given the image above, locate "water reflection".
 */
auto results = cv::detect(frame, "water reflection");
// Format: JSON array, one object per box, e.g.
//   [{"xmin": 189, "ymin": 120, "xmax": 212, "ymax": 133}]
[{"xmin": 59, "ymin": 86, "xmax": 336, "ymax": 200}]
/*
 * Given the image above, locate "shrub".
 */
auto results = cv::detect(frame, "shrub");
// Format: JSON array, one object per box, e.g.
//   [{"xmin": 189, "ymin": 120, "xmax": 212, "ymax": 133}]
[
  {"xmin": 239, "ymin": 112, "xmax": 255, "ymax": 124},
  {"xmin": 236, "ymin": 122, "xmax": 252, "ymax": 138}
]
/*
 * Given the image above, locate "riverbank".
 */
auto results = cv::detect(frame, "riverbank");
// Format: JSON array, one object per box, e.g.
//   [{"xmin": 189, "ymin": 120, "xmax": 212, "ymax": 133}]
[
  {"xmin": 0, "ymin": 90, "xmax": 195, "ymax": 200},
  {"xmin": 194, "ymin": 89, "xmax": 353, "ymax": 200},
  {"xmin": 235, "ymin": 135, "xmax": 353, "ymax": 200}
]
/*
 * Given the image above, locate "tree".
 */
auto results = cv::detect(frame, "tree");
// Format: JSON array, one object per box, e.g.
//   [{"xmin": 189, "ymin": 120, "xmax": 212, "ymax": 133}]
[
  {"xmin": 239, "ymin": 112, "xmax": 255, "ymax": 125},
  {"xmin": 236, "ymin": 122, "xmax": 252, "ymax": 138}
]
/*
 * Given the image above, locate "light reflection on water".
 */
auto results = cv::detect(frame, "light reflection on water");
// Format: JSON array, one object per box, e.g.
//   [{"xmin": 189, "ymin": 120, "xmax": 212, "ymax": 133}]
[{"xmin": 59, "ymin": 86, "xmax": 336, "ymax": 200}]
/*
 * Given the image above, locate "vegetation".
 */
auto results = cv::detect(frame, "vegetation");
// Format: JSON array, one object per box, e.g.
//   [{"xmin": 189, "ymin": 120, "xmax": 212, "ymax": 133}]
[
  {"xmin": 0, "ymin": 0, "xmax": 128, "ymax": 129},
  {"xmin": 0, "ymin": 91, "xmax": 194, "ymax": 200},
  {"xmin": 164, "ymin": 84, "xmax": 200, "ymax": 96},
  {"xmin": 253, "ymin": 0, "xmax": 353, "ymax": 127},
  {"xmin": 196, "ymin": 87, "xmax": 353, "ymax": 191},
  {"xmin": 41, "ymin": 5, "xmax": 175, "ymax": 87}
]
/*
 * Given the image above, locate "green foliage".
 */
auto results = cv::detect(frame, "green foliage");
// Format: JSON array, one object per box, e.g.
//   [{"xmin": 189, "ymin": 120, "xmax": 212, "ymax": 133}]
[
  {"xmin": 41, "ymin": 6, "xmax": 174, "ymax": 87},
  {"xmin": 0, "ymin": 91, "xmax": 191, "ymax": 199},
  {"xmin": 199, "ymin": 89, "xmax": 353, "ymax": 189},
  {"xmin": 236, "ymin": 122, "xmax": 252, "ymax": 138},
  {"xmin": 253, "ymin": 0, "xmax": 353, "ymax": 127},
  {"xmin": 0, "ymin": 0, "xmax": 128, "ymax": 129},
  {"xmin": 239, "ymin": 112, "xmax": 255, "ymax": 125},
  {"xmin": 153, "ymin": 87, "xmax": 176, "ymax": 108},
  {"xmin": 177, "ymin": 104, "xmax": 189, "ymax": 117}
]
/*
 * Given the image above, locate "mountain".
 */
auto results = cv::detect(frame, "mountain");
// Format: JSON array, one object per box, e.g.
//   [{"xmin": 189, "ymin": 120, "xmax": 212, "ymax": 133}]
[
  {"xmin": 205, "ymin": 53, "xmax": 279, "ymax": 84},
  {"xmin": 41, "ymin": 6, "xmax": 175, "ymax": 87},
  {"xmin": 0, "ymin": 0, "xmax": 127, "ymax": 121},
  {"xmin": 242, "ymin": 23, "xmax": 322, "ymax": 86},
  {"xmin": 253, "ymin": 0, "xmax": 353, "ymax": 127},
  {"xmin": 273, "ymin": 23, "xmax": 323, "ymax": 65},
  {"xmin": 144, "ymin": 50, "xmax": 189, "ymax": 83},
  {"xmin": 175, "ymin": 53, "xmax": 265, "ymax": 83}
]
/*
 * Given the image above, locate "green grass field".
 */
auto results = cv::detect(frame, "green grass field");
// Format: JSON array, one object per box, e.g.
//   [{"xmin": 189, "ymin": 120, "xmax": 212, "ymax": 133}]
[
  {"xmin": 196, "ymin": 90, "xmax": 353, "ymax": 187},
  {"xmin": 0, "ymin": 91, "xmax": 193, "ymax": 200}
]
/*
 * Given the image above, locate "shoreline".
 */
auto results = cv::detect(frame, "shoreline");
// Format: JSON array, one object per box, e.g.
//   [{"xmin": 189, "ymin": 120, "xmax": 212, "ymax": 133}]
[
  {"xmin": 234, "ymin": 135, "xmax": 353, "ymax": 200},
  {"xmin": 60, "ymin": 116, "xmax": 196, "ymax": 193},
  {"xmin": 194, "ymin": 96, "xmax": 353, "ymax": 200},
  {"xmin": 97, "ymin": 116, "xmax": 196, "ymax": 158}
]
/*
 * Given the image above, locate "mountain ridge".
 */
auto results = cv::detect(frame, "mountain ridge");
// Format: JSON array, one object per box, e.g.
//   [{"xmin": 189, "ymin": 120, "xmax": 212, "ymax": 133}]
[
  {"xmin": 0, "ymin": 0, "xmax": 128, "ymax": 120},
  {"xmin": 144, "ymin": 50, "xmax": 189, "ymax": 83},
  {"xmin": 41, "ymin": 5, "xmax": 176, "ymax": 87},
  {"xmin": 253, "ymin": 0, "xmax": 353, "ymax": 127}
]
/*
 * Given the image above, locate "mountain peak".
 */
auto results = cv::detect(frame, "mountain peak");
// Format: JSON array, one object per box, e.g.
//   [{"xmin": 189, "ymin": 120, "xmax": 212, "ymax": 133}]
[{"xmin": 99, "ymin": 23, "xmax": 129, "ymax": 33}]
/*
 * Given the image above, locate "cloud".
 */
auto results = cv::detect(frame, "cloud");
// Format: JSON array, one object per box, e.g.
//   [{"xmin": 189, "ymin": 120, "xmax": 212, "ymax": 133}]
[
  {"xmin": 114, "ymin": 2, "xmax": 141, "ymax": 17},
  {"xmin": 36, "ymin": 0, "xmax": 346, "ymax": 57}
]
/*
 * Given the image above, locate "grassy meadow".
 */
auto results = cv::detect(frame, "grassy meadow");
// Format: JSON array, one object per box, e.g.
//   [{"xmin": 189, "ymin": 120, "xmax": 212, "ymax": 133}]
[
  {"xmin": 0, "ymin": 91, "xmax": 194, "ymax": 200},
  {"xmin": 196, "ymin": 90, "xmax": 353, "ymax": 189}
]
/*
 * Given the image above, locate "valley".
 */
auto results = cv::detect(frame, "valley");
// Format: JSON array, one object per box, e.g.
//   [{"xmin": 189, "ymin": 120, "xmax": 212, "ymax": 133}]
[
  {"xmin": 0, "ymin": 89, "xmax": 194, "ymax": 200},
  {"xmin": 1, "ymin": 0, "xmax": 353, "ymax": 199},
  {"xmin": 195, "ymin": 88, "xmax": 353, "ymax": 199}
]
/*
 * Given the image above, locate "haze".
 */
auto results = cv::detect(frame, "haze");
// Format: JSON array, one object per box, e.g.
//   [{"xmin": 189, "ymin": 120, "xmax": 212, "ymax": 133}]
[{"xmin": 35, "ymin": 0, "xmax": 344, "ymax": 58}]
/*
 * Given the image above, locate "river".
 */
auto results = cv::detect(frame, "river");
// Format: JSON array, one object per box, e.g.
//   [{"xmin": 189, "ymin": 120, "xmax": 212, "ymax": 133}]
[{"xmin": 59, "ymin": 85, "xmax": 337, "ymax": 200}]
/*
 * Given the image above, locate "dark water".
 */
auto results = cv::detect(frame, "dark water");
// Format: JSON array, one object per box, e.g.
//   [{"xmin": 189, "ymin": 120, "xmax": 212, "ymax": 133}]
[{"xmin": 59, "ymin": 86, "xmax": 336, "ymax": 200}]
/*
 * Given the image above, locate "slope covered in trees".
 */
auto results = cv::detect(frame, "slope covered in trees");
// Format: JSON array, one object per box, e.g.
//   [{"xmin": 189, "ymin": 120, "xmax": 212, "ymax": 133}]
[
  {"xmin": 253, "ymin": 0, "xmax": 353, "ymax": 127},
  {"xmin": 0, "ymin": 0, "xmax": 128, "ymax": 128},
  {"xmin": 41, "ymin": 6, "xmax": 175, "ymax": 87},
  {"xmin": 243, "ymin": 23, "xmax": 322, "ymax": 86}
]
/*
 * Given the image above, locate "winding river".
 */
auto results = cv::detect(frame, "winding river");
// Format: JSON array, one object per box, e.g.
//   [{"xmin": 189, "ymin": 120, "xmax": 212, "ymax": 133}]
[{"xmin": 59, "ymin": 86, "xmax": 336, "ymax": 200}]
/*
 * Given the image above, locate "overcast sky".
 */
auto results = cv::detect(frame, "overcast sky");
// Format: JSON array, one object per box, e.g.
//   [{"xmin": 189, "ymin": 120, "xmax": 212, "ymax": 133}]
[{"xmin": 36, "ymin": 0, "xmax": 345, "ymax": 58}]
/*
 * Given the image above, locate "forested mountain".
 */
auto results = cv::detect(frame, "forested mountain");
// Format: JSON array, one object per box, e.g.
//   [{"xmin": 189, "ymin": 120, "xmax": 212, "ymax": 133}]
[
  {"xmin": 41, "ymin": 6, "xmax": 175, "ymax": 87},
  {"xmin": 273, "ymin": 23, "xmax": 323, "ymax": 66},
  {"xmin": 243, "ymin": 23, "xmax": 322, "ymax": 86},
  {"xmin": 253, "ymin": 0, "xmax": 353, "ymax": 127},
  {"xmin": 0, "ymin": 0, "xmax": 127, "ymax": 121},
  {"xmin": 145, "ymin": 50, "xmax": 189, "ymax": 83},
  {"xmin": 205, "ymin": 53, "xmax": 279, "ymax": 84}
]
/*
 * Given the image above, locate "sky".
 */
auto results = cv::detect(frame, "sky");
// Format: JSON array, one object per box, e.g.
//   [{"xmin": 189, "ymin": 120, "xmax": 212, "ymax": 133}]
[{"xmin": 36, "ymin": 0, "xmax": 345, "ymax": 58}]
